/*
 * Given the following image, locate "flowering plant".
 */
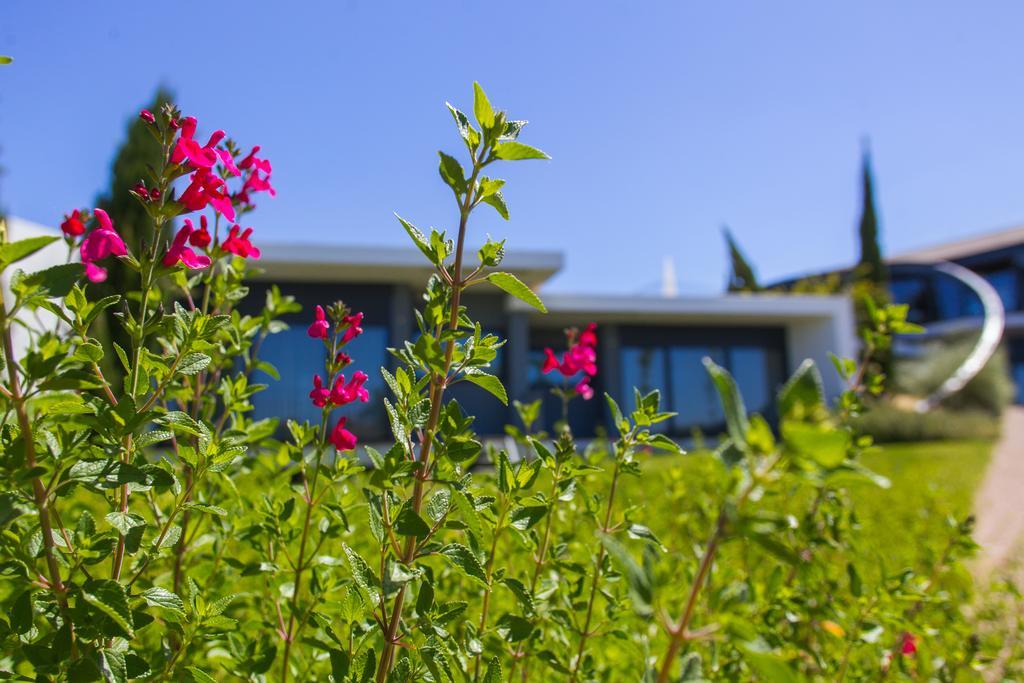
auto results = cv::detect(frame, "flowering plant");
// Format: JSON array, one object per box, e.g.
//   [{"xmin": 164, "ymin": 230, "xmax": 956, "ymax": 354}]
[{"xmin": 0, "ymin": 85, "xmax": 990, "ymax": 682}]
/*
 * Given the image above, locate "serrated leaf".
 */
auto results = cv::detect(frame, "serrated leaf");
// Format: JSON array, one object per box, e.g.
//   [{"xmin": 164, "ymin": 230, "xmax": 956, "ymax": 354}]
[
  {"xmin": 0, "ymin": 235, "xmax": 58, "ymax": 269},
  {"xmin": 464, "ymin": 371, "xmax": 508, "ymax": 405},
  {"xmin": 141, "ymin": 587, "xmax": 185, "ymax": 616},
  {"xmin": 394, "ymin": 506, "xmax": 431, "ymax": 540},
  {"xmin": 83, "ymin": 580, "xmax": 134, "ymax": 638},
  {"xmin": 486, "ymin": 272, "xmax": 546, "ymax": 312},
  {"xmin": 176, "ymin": 352, "xmax": 211, "ymax": 376},
  {"xmin": 439, "ymin": 543, "xmax": 487, "ymax": 585},
  {"xmin": 493, "ymin": 141, "xmax": 550, "ymax": 161},
  {"xmin": 473, "ymin": 81, "xmax": 495, "ymax": 128}
]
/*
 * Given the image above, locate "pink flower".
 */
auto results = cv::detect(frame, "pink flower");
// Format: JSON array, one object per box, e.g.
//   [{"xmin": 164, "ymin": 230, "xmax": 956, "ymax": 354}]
[
  {"xmin": 80, "ymin": 208, "xmax": 127, "ymax": 283},
  {"xmin": 336, "ymin": 351, "xmax": 352, "ymax": 367},
  {"xmin": 162, "ymin": 219, "xmax": 212, "ymax": 269},
  {"xmin": 341, "ymin": 312, "xmax": 363, "ymax": 344},
  {"xmin": 222, "ymin": 225, "xmax": 260, "ymax": 259},
  {"xmin": 330, "ymin": 371, "xmax": 370, "ymax": 406},
  {"xmin": 139, "ymin": 109, "xmax": 155, "ymax": 124},
  {"xmin": 170, "ymin": 116, "xmax": 224, "ymax": 170},
  {"xmin": 329, "ymin": 417, "xmax": 358, "ymax": 452},
  {"xmin": 239, "ymin": 146, "xmax": 272, "ymax": 175},
  {"xmin": 575, "ymin": 377, "xmax": 594, "ymax": 401},
  {"xmin": 542, "ymin": 348, "xmax": 560, "ymax": 374},
  {"xmin": 309, "ymin": 375, "xmax": 330, "ymax": 408},
  {"xmin": 580, "ymin": 323, "xmax": 598, "ymax": 348},
  {"xmin": 900, "ymin": 632, "xmax": 917, "ymax": 656},
  {"xmin": 243, "ymin": 170, "xmax": 276, "ymax": 198},
  {"xmin": 189, "ymin": 215, "xmax": 212, "ymax": 248},
  {"xmin": 216, "ymin": 148, "xmax": 240, "ymax": 177},
  {"xmin": 307, "ymin": 305, "xmax": 330, "ymax": 339},
  {"xmin": 180, "ymin": 169, "xmax": 236, "ymax": 222},
  {"xmin": 61, "ymin": 210, "xmax": 85, "ymax": 237}
]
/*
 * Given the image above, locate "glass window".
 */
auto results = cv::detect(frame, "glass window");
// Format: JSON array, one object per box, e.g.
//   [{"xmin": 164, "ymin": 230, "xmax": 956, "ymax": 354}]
[
  {"xmin": 982, "ymin": 269, "xmax": 1019, "ymax": 312},
  {"xmin": 730, "ymin": 346, "xmax": 772, "ymax": 415},
  {"xmin": 669, "ymin": 347, "xmax": 726, "ymax": 431},
  {"xmin": 251, "ymin": 324, "xmax": 390, "ymax": 441},
  {"xmin": 621, "ymin": 347, "xmax": 666, "ymax": 399}
]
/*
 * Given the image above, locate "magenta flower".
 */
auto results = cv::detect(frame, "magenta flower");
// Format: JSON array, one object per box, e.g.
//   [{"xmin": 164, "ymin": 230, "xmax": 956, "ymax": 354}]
[
  {"xmin": 238, "ymin": 146, "xmax": 272, "ymax": 175},
  {"xmin": 139, "ymin": 109, "xmax": 155, "ymax": 124},
  {"xmin": 222, "ymin": 225, "xmax": 260, "ymax": 259},
  {"xmin": 309, "ymin": 375, "xmax": 331, "ymax": 408},
  {"xmin": 170, "ymin": 116, "xmax": 224, "ymax": 170},
  {"xmin": 341, "ymin": 312, "xmax": 364, "ymax": 344},
  {"xmin": 329, "ymin": 417, "xmax": 358, "ymax": 452},
  {"xmin": 180, "ymin": 169, "xmax": 236, "ymax": 222},
  {"xmin": 575, "ymin": 377, "xmax": 594, "ymax": 401},
  {"xmin": 162, "ymin": 219, "xmax": 212, "ymax": 269},
  {"xmin": 330, "ymin": 371, "xmax": 370, "ymax": 406},
  {"xmin": 80, "ymin": 208, "xmax": 127, "ymax": 283},
  {"xmin": 243, "ymin": 170, "xmax": 276, "ymax": 198},
  {"xmin": 189, "ymin": 215, "xmax": 212, "ymax": 248},
  {"xmin": 216, "ymin": 148, "xmax": 241, "ymax": 177},
  {"xmin": 307, "ymin": 305, "xmax": 330, "ymax": 339},
  {"xmin": 61, "ymin": 209, "xmax": 85, "ymax": 237}
]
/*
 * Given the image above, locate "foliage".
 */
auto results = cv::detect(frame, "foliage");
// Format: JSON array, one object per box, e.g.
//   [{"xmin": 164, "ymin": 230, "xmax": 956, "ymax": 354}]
[
  {"xmin": 0, "ymin": 83, "xmax": 999, "ymax": 682},
  {"xmin": 894, "ymin": 331, "xmax": 1015, "ymax": 416},
  {"xmin": 855, "ymin": 404, "xmax": 1001, "ymax": 442},
  {"xmin": 723, "ymin": 226, "xmax": 761, "ymax": 293}
]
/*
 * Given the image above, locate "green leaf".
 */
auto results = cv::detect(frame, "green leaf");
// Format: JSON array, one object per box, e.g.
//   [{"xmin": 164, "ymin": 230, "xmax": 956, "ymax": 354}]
[
  {"xmin": 185, "ymin": 667, "xmax": 217, "ymax": 683},
  {"xmin": 493, "ymin": 141, "xmax": 550, "ymax": 161},
  {"xmin": 343, "ymin": 543, "xmax": 381, "ymax": 600},
  {"xmin": 778, "ymin": 359, "xmax": 825, "ymax": 420},
  {"xmin": 501, "ymin": 577, "xmax": 534, "ymax": 615},
  {"xmin": 394, "ymin": 505, "xmax": 431, "ymax": 540},
  {"xmin": 184, "ymin": 502, "xmax": 227, "ymax": 517},
  {"xmin": 464, "ymin": 372, "xmax": 508, "ymax": 405},
  {"xmin": 177, "ymin": 352, "xmax": 211, "ymax": 376},
  {"xmin": 599, "ymin": 534, "xmax": 653, "ymax": 616},
  {"xmin": 481, "ymin": 192, "xmax": 510, "ymax": 220},
  {"xmin": 105, "ymin": 511, "xmax": 146, "ymax": 535},
  {"xmin": 0, "ymin": 236, "xmax": 58, "ymax": 270},
  {"xmin": 473, "ymin": 82, "xmax": 495, "ymax": 128},
  {"xmin": 0, "ymin": 56, "xmax": 12, "ymax": 65},
  {"xmin": 783, "ymin": 422, "xmax": 850, "ymax": 469},
  {"xmin": 438, "ymin": 152, "xmax": 466, "ymax": 195},
  {"xmin": 22, "ymin": 263, "xmax": 84, "ymax": 297},
  {"xmin": 482, "ymin": 657, "xmax": 502, "ymax": 683},
  {"xmin": 396, "ymin": 214, "xmax": 438, "ymax": 266},
  {"xmin": 82, "ymin": 579, "xmax": 134, "ymax": 638},
  {"xmin": 439, "ymin": 543, "xmax": 487, "ymax": 585},
  {"xmin": 141, "ymin": 587, "xmax": 186, "ymax": 616},
  {"xmin": 703, "ymin": 358, "xmax": 749, "ymax": 455},
  {"xmin": 740, "ymin": 647, "xmax": 800, "ymax": 683},
  {"xmin": 486, "ymin": 272, "xmax": 546, "ymax": 312},
  {"xmin": 509, "ymin": 505, "xmax": 546, "ymax": 531}
]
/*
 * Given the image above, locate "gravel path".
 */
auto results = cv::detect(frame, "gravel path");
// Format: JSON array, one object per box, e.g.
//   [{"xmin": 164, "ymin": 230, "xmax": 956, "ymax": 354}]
[{"xmin": 973, "ymin": 406, "xmax": 1024, "ymax": 577}]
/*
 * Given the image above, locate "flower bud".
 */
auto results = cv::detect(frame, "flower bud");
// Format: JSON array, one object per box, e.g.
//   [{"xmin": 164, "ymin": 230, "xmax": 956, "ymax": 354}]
[{"xmin": 139, "ymin": 109, "xmax": 155, "ymax": 124}]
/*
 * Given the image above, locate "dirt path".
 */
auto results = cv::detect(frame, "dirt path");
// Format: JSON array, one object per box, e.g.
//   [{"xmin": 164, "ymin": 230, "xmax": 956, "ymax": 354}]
[{"xmin": 972, "ymin": 406, "xmax": 1024, "ymax": 577}]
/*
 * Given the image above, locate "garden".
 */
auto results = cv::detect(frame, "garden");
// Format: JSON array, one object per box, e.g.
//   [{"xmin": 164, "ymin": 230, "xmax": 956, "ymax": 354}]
[{"xmin": 0, "ymin": 82, "xmax": 1019, "ymax": 682}]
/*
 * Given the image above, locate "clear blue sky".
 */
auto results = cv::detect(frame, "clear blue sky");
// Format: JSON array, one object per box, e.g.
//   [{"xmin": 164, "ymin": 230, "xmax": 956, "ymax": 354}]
[{"xmin": 3, "ymin": 2, "xmax": 1024, "ymax": 294}]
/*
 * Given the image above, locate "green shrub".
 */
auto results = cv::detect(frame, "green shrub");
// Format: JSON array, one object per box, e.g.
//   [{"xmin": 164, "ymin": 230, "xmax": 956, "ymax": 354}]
[{"xmin": 855, "ymin": 403, "xmax": 1001, "ymax": 442}]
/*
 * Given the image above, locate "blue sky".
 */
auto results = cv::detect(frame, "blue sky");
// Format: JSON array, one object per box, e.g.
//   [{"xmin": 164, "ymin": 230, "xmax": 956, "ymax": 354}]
[{"xmin": 3, "ymin": 2, "xmax": 1024, "ymax": 294}]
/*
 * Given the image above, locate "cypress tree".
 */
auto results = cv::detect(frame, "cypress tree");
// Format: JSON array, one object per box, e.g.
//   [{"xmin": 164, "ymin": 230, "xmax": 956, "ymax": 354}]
[
  {"xmin": 857, "ymin": 145, "xmax": 887, "ymax": 286},
  {"xmin": 724, "ymin": 226, "xmax": 761, "ymax": 292},
  {"xmin": 92, "ymin": 87, "xmax": 174, "ymax": 373}
]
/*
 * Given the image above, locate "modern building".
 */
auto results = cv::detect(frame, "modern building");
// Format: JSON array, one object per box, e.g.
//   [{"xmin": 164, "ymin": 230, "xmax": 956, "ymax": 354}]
[
  {"xmin": 245, "ymin": 243, "xmax": 856, "ymax": 439},
  {"xmin": 2, "ymin": 217, "xmax": 858, "ymax": 439},
  {"xmin": 886, "ymin": 224, "xmax": 1024, "ymax": 403}
]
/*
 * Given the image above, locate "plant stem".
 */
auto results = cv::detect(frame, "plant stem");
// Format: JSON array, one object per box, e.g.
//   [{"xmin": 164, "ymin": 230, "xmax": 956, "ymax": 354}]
[
  {"xmin": 472, "ymin": 502, "xmax": 510, "ymax": 682},
  {"xmin": 0, "ymin": 298, "xmax": 74, "ymax": 650},
  {"xmin": 569, "ymin": 453, "xmax": 623, "ymax": 681},
  {"xmin": 375, "ymin": 157, "xmax": 485, "ymax": 683}
]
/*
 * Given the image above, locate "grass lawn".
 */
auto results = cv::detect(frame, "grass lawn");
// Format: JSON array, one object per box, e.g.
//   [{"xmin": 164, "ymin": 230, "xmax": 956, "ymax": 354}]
[{"xmin": 613, "ymin": 438, "xmax": 994, "ymax": 575}]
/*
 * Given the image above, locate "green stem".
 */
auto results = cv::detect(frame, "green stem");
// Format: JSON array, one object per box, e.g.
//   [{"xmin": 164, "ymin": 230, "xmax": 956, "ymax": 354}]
[
  {"xmin": 569, "ymin": 452, "xmax": 623, "ymax": 680},
  {"xmin": 374, "ymin": 155, "xmax": 487, "ymax": 683},
  {"xmin": 473, "ymin": 502, "xmax": 510, "ymax": 682}
]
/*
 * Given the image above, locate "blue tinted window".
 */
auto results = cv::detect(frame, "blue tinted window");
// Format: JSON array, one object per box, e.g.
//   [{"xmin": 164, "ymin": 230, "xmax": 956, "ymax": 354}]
[
  {"xmin": 983, "ymin": 270, "xmax": 1018, "ymax": 312},
  {"xmin": 669, "ymin": 347, "xmax": 725, "ymax": 430},
  {"xmin": 252, "ymin": 324, "xmax": 390, "ymax": 440},
  {"xmin": 730, "ymin": 346, "xmax": 773, "ymax": 414}
]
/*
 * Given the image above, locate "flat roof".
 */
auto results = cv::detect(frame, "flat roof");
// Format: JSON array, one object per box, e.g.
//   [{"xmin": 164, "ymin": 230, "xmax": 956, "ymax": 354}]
[
  {"xmin": 254, "ymin": 242, "xmax": 564, "ymax": 289},
  {"xmin": 889, "ymin": 223, "xmax": 1024, "ymax": 263},
  {"xmin": 512, "ymin": 292, "xmax": 851, "ymax": 325}
]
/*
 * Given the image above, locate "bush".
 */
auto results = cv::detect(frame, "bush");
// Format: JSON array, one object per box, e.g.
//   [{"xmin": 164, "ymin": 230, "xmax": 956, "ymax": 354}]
[
  {"xmin": 894, "ymin": 331, "xmax": 1015, "ymax": 416},
  {"xmin": 855, "ymin": 403, "xmax": 1001, "ymax": 442}
]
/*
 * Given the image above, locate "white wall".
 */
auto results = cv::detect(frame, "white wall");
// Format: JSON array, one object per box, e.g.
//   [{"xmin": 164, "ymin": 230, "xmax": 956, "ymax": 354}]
[
  {"xmin": 2, "ymin": 218, "xmax": 69, "ymax": 360},
  {"xmin": 785, "ymin": 301, "xmax": 857, "ymax": 399}
]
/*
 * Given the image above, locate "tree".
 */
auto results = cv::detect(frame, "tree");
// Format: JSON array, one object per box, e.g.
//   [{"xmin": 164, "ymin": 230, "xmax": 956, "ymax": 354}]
[
  {"xmin": 724, "ymin": 225, "xmax": 761, "ymax": 292},
  {"xmin": 93, "ymin": 87, "xmax": 174, "ymax": 373},
  {"xmin": 857, "ymin": 143, "xmax": 887, "ymax": 287}
]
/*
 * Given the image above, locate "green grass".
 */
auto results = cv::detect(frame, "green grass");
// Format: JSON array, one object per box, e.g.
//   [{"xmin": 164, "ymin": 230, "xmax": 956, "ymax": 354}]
[{"xmin": 612, "ymin": 439, "xmax": 993, "ymax": 574}]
